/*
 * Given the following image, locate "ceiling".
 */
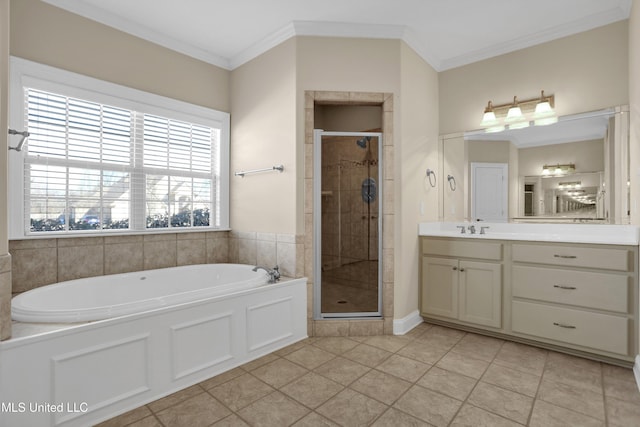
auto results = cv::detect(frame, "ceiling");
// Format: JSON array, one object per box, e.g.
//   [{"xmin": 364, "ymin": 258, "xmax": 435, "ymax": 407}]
[{"xmin": 43, "ymin": 0, "xmax": 631, "ymax": 71}]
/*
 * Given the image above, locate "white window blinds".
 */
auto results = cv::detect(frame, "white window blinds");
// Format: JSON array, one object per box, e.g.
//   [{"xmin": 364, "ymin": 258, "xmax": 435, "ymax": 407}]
[{"xmin": 23, "ymin": 88, "xmax": 222, "ymax": 234}]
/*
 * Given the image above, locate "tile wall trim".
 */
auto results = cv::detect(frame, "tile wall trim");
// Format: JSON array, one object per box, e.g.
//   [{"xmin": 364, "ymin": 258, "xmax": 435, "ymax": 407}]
[
  {"xmin": 305, "ymin": 90, "xmax": 395, "ymax": 337},
  {"xmin": 9, "ymin": 231, "xmax": 230, "ymax": 294}
]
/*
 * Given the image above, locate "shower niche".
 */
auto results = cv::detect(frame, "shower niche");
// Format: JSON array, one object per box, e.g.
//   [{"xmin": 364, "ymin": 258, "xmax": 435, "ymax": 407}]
[{"xmin": 314, "ymin": 131, "xmax": 382, "ymax": 318}]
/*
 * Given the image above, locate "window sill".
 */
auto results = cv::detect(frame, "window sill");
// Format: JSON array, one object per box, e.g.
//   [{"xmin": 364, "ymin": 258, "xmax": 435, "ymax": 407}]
[{"xmin": 10, "ymin": 227, "xmax": 232, "ymax": 241}]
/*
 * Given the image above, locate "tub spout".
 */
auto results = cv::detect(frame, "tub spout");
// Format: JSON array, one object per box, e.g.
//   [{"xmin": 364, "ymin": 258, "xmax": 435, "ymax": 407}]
[{"xmin": 252, "ymin": 265, "xmax": 281, "ymax": 283}]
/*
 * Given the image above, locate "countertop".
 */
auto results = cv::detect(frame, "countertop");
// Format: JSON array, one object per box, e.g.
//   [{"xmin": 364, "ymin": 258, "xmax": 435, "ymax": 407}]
[{"xmin": 418, "ymin": 222, "xmax": 640, "ymax": 245}]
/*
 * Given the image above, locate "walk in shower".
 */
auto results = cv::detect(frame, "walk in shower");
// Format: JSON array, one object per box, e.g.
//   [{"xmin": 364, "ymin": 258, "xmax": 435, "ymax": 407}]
[{"xmin": 313, "ymin": 131, "xmax": 382, "ymax": 318}]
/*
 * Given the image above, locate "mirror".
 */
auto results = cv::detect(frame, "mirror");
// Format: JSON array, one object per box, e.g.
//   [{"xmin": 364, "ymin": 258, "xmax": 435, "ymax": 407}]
[{"xmin": 440, "ymin": 107, "xmax": 630, "ymax": 224}]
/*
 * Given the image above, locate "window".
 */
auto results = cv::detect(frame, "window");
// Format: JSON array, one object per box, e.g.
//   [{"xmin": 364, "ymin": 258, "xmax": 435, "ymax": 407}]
[{"xmin": 8, "ymin": 57, "xmax": 229, "ymax": 238}]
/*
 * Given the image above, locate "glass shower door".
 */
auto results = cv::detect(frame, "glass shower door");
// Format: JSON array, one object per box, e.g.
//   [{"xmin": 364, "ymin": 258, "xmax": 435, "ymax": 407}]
[{"xmin": 314, "ymin": 131, "xmax": 382, "ymax": 318}]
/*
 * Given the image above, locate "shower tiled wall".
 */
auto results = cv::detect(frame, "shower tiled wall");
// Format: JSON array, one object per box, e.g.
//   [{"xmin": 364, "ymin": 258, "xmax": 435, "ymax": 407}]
[
  {"xmin": 305, "ymin": 91, "xmax": 395, "ymax": 337},
  {"xmin": 9, "ymin": 232, "xmax": 229, "ymax": 294}
]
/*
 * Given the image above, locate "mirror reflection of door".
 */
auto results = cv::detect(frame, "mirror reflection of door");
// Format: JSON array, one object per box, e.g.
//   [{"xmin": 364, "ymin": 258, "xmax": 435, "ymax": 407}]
[
  {"xmin": 524, "ymin": 184, "xmax": 534, "ymax": 216},
  {"xmin": 471, "ymin": 162, "xmax": 508, "ymax": 222}
]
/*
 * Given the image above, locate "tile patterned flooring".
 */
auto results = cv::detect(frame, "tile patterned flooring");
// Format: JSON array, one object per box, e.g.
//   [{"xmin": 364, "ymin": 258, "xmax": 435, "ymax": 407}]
[{"xmin": 97, "ymin": 323, "xmax": 640, "ymax": 427}]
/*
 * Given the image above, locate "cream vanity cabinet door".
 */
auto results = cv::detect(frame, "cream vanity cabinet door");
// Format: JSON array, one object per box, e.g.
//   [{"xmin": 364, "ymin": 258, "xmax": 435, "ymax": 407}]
[
  {"xmin": 458, "ymin": 260, "xmax": 502, "ymax": 328},
  {"xmin": 421, "ymin": 257, "xmax": 458, "ymax": 319},
  {"xmin": 421, "ymin": 255, "xmax": 502, "ymax": 328}
]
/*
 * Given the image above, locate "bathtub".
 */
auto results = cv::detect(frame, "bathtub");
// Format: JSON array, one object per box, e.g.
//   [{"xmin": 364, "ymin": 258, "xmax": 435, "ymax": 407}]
[
  {"xmin": 12, "ymin": 263, "xmax": 275, "ymax": 323},
  {"xmin": 0, "ymin": 264, "xmax": 308, "ymax": 427}
]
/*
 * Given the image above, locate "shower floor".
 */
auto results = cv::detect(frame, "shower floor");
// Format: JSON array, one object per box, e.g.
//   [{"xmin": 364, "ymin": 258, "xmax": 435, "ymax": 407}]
[{"xmin": 321, "ymin": 260, "xmax": 379, "ymax": 314}]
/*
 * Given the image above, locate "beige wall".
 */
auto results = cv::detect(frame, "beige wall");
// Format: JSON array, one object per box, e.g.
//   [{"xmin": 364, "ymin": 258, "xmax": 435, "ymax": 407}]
[
  {"xmin": 396, "ymin": 42, "xmax": 440, "ymax": 319},
  {"xmin": 10, "ymin": 0, "xmax": 230, "ymax": 112},
  {"xmin": 518, "ymin": 139, "xmax": 605, "ymax": 176},
  {"xmin": 440, "ymin": 21, "xmax": 629, "ymax": 135},
  {"xmin": 1, "ymin": 0, "xmax": 11, "ymax": 340},
  {"xmin": 631, "ymin": 1, "xmax": 640, "ymax": 225},
  {"xmin": 230, "ymin": 38, "xmax": 298, "ymax": 234},
  {"xmin": 296, "ymin": 36, "xmax": 402, "ymax": 234}
]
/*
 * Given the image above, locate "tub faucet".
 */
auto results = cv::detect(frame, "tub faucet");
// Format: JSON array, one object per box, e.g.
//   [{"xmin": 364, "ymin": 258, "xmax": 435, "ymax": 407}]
[{"xmin": 253, "ymin": 265, "xmax": 281, "ymax": 283}]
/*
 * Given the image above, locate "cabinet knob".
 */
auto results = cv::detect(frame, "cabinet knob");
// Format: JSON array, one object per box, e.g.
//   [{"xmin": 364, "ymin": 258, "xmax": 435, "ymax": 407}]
[
  {"xmin": 452, "ymin": 266, "xmax": 458, "ymax": 271},
  {"xmin": 459, "ymin": 268, "xmax": 465, "ymax": 272}
]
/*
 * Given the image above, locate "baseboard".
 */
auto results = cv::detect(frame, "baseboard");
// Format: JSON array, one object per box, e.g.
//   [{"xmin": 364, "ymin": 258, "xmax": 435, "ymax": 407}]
[
  {"xmin": 393, "ymin": 310, "xmax": 424, "ymax": 335},
  {"xmin": 634, "ymin": 355, "xmax": 640, "ymax": 392}
]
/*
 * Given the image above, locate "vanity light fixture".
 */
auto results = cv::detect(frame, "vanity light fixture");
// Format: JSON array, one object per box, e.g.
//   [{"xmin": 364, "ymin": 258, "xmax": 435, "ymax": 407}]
[
  {"xmin": 542, "ymin": 163, "xmax": 575, "ymax": 176},
  {"xmin": 479, "ymin": 90, "xmax": 556, "ymax": 132},
  {"xmin": 480, "ymin": 101, "xmax": 505, "ymax": 133},
  {"xmin": 534, "ymin": 90, "xmax": 558, "ymax": 126},
  {"xmin": 558, "ymin": 181, "xmax": 581, "ymax": 189},
  {"xmin": 504, "ymin": 96, "xmax": 529, "ymax": 130}
]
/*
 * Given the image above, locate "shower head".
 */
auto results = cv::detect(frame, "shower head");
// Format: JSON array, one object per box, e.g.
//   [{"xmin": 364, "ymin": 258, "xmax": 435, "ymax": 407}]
[{"xmin": 356, "ymin": 136, "xmax": 371, "ymax": 149}]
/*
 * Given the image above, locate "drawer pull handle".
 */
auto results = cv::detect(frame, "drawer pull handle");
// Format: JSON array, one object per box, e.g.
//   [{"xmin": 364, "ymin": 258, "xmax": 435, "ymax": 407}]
[
  {"xmin": 554, "ymin": 255, "xmax": 577, "ymax": 259},
  {"xmin": 554, "ymin": 285, "xmax": 577, "ymax": 290},
  {"xmin": 553, "ymin": 322, "xmax": 576, "ymax": 329}
]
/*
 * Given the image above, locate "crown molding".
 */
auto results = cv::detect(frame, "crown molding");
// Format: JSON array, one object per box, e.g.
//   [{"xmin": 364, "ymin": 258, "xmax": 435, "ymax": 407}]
[
  {"xmin": 228, "ymin": 22, "xmax": 297, "ymax": 70},
  {"xmin": 42, "ymin": 0, "xmax": 632, "ymax": 73},
  {"xmin": 400, "ymin": 27, "xmax": 443, "ymax": 71},
  {"xmin": 42, "ymin": 0, "xmax": 232, "ymax": 69},
  {"xmin": 229, "ymin": 20, "xmax": 419, "ymax": 69}
]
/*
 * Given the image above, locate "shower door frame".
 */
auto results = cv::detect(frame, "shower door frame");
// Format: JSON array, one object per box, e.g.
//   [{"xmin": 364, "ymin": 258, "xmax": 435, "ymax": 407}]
[{"xmin": 313, "ymin": 130, "xmax": 383, "ymax": 319}]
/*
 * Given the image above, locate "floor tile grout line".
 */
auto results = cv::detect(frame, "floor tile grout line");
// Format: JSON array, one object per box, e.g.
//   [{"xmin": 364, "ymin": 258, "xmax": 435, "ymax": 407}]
[
  {"xmin": 365, "ymin": 327, "xmax": 472, "ymax": 425},
  {"xmin": 524, "ymin": 343, "xmax": 549, "ymax": 427},
  {"xmin": 601, "ymin": 361, "xmax": 610, "ymax": 426},
  {"xmin": 339, "ymin": 329, "xmax": 434, "ymax": 426},
  {"xmin": 442, "ymin": 336, "xmax": 514, "ymax": 426}
]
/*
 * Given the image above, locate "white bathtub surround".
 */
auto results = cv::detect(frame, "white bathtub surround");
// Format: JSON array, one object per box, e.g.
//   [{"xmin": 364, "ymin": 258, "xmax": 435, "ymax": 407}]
[
  {"xmin": 419, "ymin": 221, "xmax": 640, "ymax": 245},
  {"xmin": 0, "ymin": 264, "xmax": 307, "ymax": 427}
]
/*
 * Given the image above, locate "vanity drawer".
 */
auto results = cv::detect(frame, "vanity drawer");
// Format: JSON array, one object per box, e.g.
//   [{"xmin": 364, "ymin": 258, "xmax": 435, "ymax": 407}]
[
  {"xmin": 512, "ymin": 244, "xmax": 630, "ymax": 271},
  {"xmin": 512, "ymin": 266, "xmax": 629, "ymax": 313},
  {"xmin": 512, "ymin": 301, "xmax": 629, "ymax": 356},
  {"xmin": 422, "ymin": 238, "xmax": 502, "ymax": 260}
]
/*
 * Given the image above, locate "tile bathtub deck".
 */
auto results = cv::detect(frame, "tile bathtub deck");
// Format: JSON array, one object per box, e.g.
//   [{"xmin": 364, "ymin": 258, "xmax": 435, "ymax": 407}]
[{"xmin": 97, "ymin": 322, "xmax": 640, "ymax": 427}]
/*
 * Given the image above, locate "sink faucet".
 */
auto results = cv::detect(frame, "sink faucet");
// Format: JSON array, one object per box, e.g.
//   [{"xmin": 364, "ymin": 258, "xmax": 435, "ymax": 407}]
[
  {"xmin": 253, "ymin": 265, "xmax": 281, "ymax": 283},
  {"xmin": 456, "ymin": 225, "xmax": 466, "ymax": 234},
  {"xmin": 480, "ymin": 226, "xmax": 490, "ymax": 235},
  {"xmin": 468, "ymin": 225, "xmax": 476, "ymax": 234}
]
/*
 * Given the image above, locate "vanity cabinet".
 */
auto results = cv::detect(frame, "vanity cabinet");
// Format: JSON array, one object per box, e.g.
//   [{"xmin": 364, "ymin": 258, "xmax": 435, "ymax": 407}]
[
  {"xmin": 420, "ymin": 238, "xmax": 502, "ymax": 328},
  {"xmin": 419, "ymin": 235, "xmax": 638, "ymax": 364},
  {"xmin": 511, "ymin": 242, "xmax": 634, "ymax": 357}
]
